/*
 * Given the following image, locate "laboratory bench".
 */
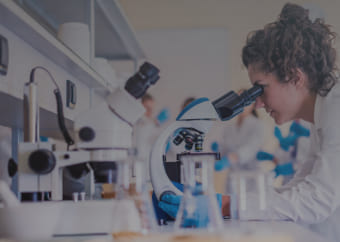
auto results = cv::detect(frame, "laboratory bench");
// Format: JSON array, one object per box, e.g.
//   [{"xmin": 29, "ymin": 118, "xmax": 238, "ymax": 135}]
[{"xmin": 0, "ymin": 220, "xmax": 325, "ymax": 242}]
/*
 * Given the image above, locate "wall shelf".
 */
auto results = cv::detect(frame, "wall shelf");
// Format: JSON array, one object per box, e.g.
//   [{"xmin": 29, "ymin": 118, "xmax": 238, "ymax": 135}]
[
  {"xmin": 0, "ymin": 0, "xmax": 145, "ymax": 95},
  {"xmin": 14, "ymin": 0, "xmax": 145, "ymax": 61}
]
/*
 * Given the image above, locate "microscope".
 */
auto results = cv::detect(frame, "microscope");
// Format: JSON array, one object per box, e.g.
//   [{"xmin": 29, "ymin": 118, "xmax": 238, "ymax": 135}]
[
  {"xmin": 150, "ymin": 84, "xmax": 264, "ymax": 201},
  {"xmin": 17, "ymin": 62, "xmax": 160, "ymax": 202}
]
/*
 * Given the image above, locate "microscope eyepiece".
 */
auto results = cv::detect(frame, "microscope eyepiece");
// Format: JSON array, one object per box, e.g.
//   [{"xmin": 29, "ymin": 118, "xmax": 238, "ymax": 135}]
[
  {"xmin": 239, "ymin": 84, "xmax": 264, "ymax": 106},
  {"xmin": 125, "ymin": 62, "xmax": 160, "ymax": 99},
  {"xmin": 212, "ymin": 84, "xmax": 263, "ymax": 121}
]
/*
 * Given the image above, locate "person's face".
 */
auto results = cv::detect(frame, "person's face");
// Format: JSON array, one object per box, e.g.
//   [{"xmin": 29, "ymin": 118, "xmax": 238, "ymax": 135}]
[
  {"xmin": 142, "ymin": 99, "xmax": 154, "ymax": 117},
  {"xmin": 248, "ymin": 64, "xmax": 304, "ymax": 125}
]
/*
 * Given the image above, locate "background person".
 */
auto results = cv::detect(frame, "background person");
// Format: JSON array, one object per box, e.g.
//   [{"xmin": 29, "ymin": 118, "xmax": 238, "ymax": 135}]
[{"xmin": 133, "ymin": 93, "xmax": 169, "ymax": 185}]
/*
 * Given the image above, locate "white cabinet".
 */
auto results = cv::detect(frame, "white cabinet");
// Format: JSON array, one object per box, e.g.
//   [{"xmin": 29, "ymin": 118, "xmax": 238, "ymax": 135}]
[
  {"xmin": 0, "ymin": 0, "xmax": 145, "ymax": 93},
  {"xmin": 0, "ymin": 0, "xmax": 145, "ymax": 137}
]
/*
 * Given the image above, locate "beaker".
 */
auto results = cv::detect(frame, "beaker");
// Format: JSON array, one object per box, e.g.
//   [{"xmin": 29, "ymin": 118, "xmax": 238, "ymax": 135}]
[
  {"xmin": 111, "ymin": 159, "xmax": 157, "ymax": 235},
  {"xmin": 227, "ymin": 168, "xmax": 274, "ymax": 220},
  {"xmin": 174, "ymin": 152, "xmax": 223, "ymax": 232}
]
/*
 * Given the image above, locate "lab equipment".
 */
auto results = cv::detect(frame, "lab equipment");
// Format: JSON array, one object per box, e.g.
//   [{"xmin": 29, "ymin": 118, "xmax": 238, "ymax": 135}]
[
  {"xmin": 213, "ymin": 84, "xmax": 264, "ymax": 121},
  {"xmin": 0, "ymin": 181, "xmax": 61, "ymax": 240},
  {"xmin": 17, "ymin": 62, "xmax": 159, "ymax": 201},
  {"xmin": 159, "ymin": 190, "xmax": 223, "ymax": 220},
  {"xmin": 167, "ymin": 152, "xmax": 222, "ymax": 231},
  {"xmin": 111, "ymin": 159, "xmax": 157, "ymax": 234},
  {"xmin": 227, "ymin": 169, "xmax": 273, "ymax": 220},
  {"xmin": 0, "ymin": 180, "xmax": 19, "ymax": 207},
  {"xmin": 15, "ymin": 62, "xmax": 159, "ymax": 235},
  {"xmin": 150, "ymin": 85, "xmax": 263, "ymax": 229},
  {"xmin": 150, "ymin": 84, "xmax": 264, "ymax": 203}
]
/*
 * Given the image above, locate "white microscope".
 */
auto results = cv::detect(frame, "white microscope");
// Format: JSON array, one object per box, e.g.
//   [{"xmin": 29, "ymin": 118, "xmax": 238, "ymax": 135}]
[
  {"xmin": 150, "ymin": 84, "xmax": 264, "ymax": 201},
  {"xmin": 16, "ymin": 62, "xmax": 159, "ymax": 202},
  {"xmin": 11, "ymin": 63, "xmax": 159, "ymax": 235}
]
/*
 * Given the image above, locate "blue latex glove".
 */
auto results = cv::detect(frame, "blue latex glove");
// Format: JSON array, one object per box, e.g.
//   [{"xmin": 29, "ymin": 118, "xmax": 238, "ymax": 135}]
[
  {"xmin": 256, "ymin": 151, "xmax": 275, "ymax": 161},
  {"xmin": 274, "ymin": 162, "xmax": 294, "ymax": 177},
  {"xmin": 274, "ymin": 127, "xmax": 297, "ymax": 151},
  {"xmin": 153, "ymin": 182, "xmax": 184, "ymax": 222},
  {"xmin": 214, "ymin": 156, "xmax": 230, "ymax": 171},
  {"xmin": 211, "ymin": 142, "xmax": 219, "ymax": 152},
  {"xmin": 290, "ymin": 121, "xmax": 310, "ymax": 137},
  {"xmin": 157, "ymin": 108, "xmax": 170, "ymax": 125},
  {"xmin": 158, "ymin": 192, "xmax": 222, "ymax": 228}
]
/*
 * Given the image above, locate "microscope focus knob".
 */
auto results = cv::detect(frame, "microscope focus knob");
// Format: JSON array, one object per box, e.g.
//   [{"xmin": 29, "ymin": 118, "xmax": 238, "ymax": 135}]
[
  {"xmin": 79, "ymin": 126, "xmax": 95, "ymax": 142},
  {"xmin": 28, "ymin": 149, "xmax": 56, "ymax": 174}
]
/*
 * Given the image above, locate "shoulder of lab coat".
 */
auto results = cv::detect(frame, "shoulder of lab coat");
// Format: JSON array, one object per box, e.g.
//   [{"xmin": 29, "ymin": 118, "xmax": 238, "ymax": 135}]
[{"xmin": 260, "ymin": 83, "xmax": 340, "ymax": 224}]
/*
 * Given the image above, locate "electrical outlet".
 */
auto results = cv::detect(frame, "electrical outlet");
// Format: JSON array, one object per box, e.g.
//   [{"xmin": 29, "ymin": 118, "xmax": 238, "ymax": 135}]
[{"xmin": 66, "ymin": 80, "xmax": 76, "ymax": 109}]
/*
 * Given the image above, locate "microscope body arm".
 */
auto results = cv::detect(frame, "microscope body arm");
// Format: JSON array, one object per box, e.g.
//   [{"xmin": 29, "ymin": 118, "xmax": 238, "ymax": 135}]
[
  {"xmin": 150, "ymin": 98, "xmax": 218, "ymax": 200},
  {"xmin": 150, "ymin": 85, "xmax": 264, "ymax": 201}
]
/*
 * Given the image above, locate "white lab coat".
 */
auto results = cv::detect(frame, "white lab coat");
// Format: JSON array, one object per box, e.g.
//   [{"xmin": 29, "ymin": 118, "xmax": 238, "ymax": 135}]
[
  {"xmin": 244, "ymin": 82, "xmax": 340, "ymax": 242},
  {"xmin": 220, "ymin": 115, "xmax": 265, "ymax": 168}
]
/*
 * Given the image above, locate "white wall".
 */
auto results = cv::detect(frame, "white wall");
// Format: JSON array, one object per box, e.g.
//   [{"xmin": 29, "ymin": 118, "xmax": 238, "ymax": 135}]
[{"xmin": 136, "ymin": 28, "xmax": 229, "ymax": 117}]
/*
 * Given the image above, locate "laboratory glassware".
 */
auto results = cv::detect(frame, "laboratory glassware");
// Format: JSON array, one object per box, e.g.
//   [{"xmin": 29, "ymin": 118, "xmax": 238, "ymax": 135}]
[
  {"xmin": 174, "ymin": 152, "xmax": 223, "ymax": 232},
  {"xmin": 227, "ymin": 168, "xmax": 274, "ymax": 220},
  {"xmin": 111, "ymin": 158, "xmax": 157, "ymax": 235}
]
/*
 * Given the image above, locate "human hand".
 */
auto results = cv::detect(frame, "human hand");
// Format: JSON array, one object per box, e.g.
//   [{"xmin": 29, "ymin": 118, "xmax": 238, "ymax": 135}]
[
  {"xmin": 256, "ymin": 151, "xmax": 275, "ymax": 161},
  {"xmin": 156, "ymin": 108, "xmax": 170, "ymax": 125},
  {"xmin": 274, "ymin": 162, "xmax": 294, "ymax": 177},
  {"xmin": 158, "ymin": 193, "xmax": 222, "ymax": 228},
  {"xmin": 214, "ymin": 156, "xmax": 230, "ymax": 171}
]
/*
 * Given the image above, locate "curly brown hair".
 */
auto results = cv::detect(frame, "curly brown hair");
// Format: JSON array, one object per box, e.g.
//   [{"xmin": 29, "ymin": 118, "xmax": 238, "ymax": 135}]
[{"xmin": 242, "ymin": 3, "xmax": 338, "ymax": 96}]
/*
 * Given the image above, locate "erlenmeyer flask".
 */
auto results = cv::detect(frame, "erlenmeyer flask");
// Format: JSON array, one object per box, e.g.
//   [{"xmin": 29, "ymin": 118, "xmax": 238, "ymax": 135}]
[
  {"xmin": 174, "ymin": 152, "xmax": 223, "ymax": 232},
  {"xmin": 111, "ymin": 159, "xmax": 157, "ymax": 235}
]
